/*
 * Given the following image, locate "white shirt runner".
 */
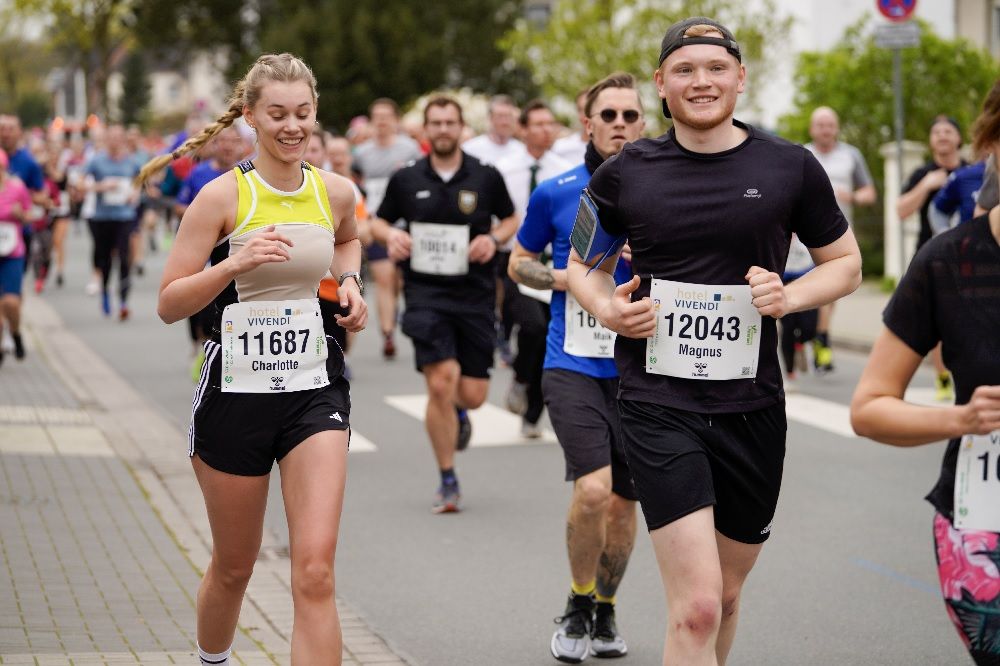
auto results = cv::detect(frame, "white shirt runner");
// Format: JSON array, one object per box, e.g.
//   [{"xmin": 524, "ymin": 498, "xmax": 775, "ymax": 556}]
[
  {"xmin": 645, "ymin": 280, "xmax": 761, "ymax": 380},
  {"xmin": 955, "ymin": 431, "xmax": 1000, "ymax": 531},
  {"xmin": 564, "ymin": 292, "xmax": 615, "ymax": 359},
  {"xmin": 220, "ymin": 298, "xmax": 329, "ymax": 393},
  {"xmin": 410, "ymin": 222, "xmax": 469, "ymax": 276}
]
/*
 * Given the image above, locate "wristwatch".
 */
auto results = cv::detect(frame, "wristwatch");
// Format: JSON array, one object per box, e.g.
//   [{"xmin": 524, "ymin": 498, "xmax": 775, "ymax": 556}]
[{"xmin": 338, "ymin": 271, "xmax": 364, "ymax": 295}]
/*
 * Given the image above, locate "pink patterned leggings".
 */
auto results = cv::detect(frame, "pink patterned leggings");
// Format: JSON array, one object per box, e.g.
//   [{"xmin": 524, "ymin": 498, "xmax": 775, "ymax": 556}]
[{"xmin": 934, "ymin": 512, "xmax": 1000, "ymax": 665}]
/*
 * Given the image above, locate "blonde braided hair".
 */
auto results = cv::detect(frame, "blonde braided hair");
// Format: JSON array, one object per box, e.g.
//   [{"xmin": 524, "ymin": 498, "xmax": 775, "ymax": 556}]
[{"xmin": 137, "ymin": 53, "xmax": 318, "ymax": 185}]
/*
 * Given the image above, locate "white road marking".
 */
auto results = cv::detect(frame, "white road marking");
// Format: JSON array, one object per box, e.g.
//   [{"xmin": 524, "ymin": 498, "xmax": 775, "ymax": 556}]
[
  {"xmin": 350, "ymin": 431, "xmax": 377, "ymax": 453},
  {"xmin": 384, "ymin": 394, "xmax": 557, "ymax": 447},
  {"xmin": 786, "ymin": 387, "xmax": 950, "ymax": 439}
]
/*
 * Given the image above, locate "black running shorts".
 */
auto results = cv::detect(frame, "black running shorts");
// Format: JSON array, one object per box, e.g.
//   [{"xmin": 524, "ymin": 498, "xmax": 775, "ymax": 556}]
[
  {"xmin": 618, "ymin": 399, "xmax": 786, "ymax": 544},
  {"xmin": 542, "ymin": 369, "xmax": 637, "ymax": 501},
  {"xmin": 401, "ymin": 306, "xmax": 494, "ymax": 379},
  {"xmin": 189, "ymin": 338, "xmax": 352, "ymax": 476}
]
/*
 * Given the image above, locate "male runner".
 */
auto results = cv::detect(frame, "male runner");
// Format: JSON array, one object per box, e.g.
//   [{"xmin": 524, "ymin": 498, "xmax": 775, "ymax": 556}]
[
  {"xmin": 496, "ymin": 100, "xmax": 570, "ymax": 437},
  {"xmin": 804, "ymin": 106, "xmax": 875, "ymax": 373},
  {"xmin": 373, "ymin": 97, "xmax": 517, "ymax": 513},
  {"xmin": 567, "ymin": 18, "xmax": 862, "ymax": 665},
  {"xmin": 509, "ymin": 73, "xmax": 644, "ymax": 663}
]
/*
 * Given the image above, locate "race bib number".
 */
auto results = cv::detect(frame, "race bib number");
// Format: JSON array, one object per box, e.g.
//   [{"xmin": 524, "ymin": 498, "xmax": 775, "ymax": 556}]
[
  {"xmin": 0, "ymin": 221, "xmax": 19, "ymax": 257},
  {"xmin": 646, "ymin": 280, "xmax": 761, "ymax": 380},
  {"xmin": 564, "ymin": 292, "xmax": 615, "ymax": 358},
  {"xmin": 410, "ymin": 222, "xmax": 469, "ymax": 276},
  {"xmin": 955, "ymin": 431, "xmax": 1000, "ymax": 531},
  {"xmin": 220, "ymin": 298, "xmax": 328, "ymax": 393},
  {"xmin": 102, "ymin": 177, "xmax": 133, "ymax": 206}
]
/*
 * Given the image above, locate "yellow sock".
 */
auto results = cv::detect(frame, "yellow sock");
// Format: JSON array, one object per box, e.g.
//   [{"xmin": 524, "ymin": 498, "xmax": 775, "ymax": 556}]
[
  {"xmin": 595, "ymin": 593, "xmax": 616, "ymax": 605},
  {"xmin": 571, "ymin": 580, "xmax": 596, "ymax": 597}
]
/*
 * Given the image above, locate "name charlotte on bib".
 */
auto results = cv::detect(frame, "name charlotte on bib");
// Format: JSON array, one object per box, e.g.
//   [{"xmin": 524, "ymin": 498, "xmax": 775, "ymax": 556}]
[
  {"xmin": 409, "ymin": 222, "xmax": 469, "ymax": 276},
  {"xmin": 646, "ymin": 280, "xmax": 761, "ymax": 381},
  {"xmin": 221, "ymin": 298, "xmax": 329, "ymax": 393}
]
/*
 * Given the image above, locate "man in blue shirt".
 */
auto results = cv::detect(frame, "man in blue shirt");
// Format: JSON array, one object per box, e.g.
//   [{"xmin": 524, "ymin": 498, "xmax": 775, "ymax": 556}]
[
  {"xmin": 507, "ymin": 72, "xmax": 644, "ymax": 663},
  {"xmin": 930, "ymin": 159, "xmax": 986, "ymax": 231}
]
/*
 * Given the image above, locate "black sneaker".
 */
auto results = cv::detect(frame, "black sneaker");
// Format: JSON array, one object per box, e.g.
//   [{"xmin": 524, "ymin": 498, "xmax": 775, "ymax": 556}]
[
  {"xmin": 456, "ymin": 408, "xmax": 472, "ymax": 451},
  {"xmin": 12, "ymin": 333, "xmax": 24, "ymax": 360},
  {"xmin": 551, "ymin": 594, "xmax": 595, "ymax": 663},
  {"xmin": 591, "ymin": 602, "xmax": 627, "ymax": 658}
]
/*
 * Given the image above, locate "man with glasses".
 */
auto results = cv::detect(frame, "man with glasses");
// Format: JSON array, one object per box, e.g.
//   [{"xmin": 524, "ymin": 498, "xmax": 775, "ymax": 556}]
[
  {"xmin": 507, "ymin": 74, "xmax": 644, "ymax": 662},
  {"xmin": 496, "ymin": 100, "xmax": 571, "ymax": 438},
  {"xmin": 568, "ymin": 18, "xmax": 861, "ymax": 663}
]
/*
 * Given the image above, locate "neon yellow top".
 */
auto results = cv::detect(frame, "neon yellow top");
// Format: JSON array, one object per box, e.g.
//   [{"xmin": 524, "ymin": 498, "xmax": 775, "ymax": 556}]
[{"xmin": 231, "ymin": 161, "xmax": 335, "ymax": 237}]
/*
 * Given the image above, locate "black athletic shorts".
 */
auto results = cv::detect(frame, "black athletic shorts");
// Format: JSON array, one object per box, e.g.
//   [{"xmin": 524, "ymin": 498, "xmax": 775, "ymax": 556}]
[
  {"xmin": 189, "ymin": 337, "xmax": 351, "ymax": 476},
  {"xmin": 542, "ymin": 369, "xmax": 637, "ymax": 501},
  {"xmin": 618, "ymin": 398, "xmax": 786, "ymax": 544},
  {"xmin": 400, "ymin": 306, "xmax": 494, "ymax": 378}
]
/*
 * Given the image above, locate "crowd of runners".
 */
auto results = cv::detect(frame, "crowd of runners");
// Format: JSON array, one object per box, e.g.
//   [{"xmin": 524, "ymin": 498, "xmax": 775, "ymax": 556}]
[{"xmin": 2, "ymin": 13, "xmax": 1000, "ymax": 666}]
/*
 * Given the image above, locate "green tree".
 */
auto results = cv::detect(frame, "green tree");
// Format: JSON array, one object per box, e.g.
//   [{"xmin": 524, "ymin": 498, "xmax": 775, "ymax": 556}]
[
  {"xmin": 779, "ymin": 18, "xmax": 1000, "ymax": 275},
  {"xmin": 15, "ymin": 0, "xmax": 133, "ymax": 119},
  {"xmin": 500, "ymin": 0, "xmax": 793, "ymax": 125},
  {"xmin": 119, "ymin": 51, "xmax": 150, "ymax": 126},
  {"xmin": 0, "ymin": 6, "xmax": 56, "ymax": 117}
]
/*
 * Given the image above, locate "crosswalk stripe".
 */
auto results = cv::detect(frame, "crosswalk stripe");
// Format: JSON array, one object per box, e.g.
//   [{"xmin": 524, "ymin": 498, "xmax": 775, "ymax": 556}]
[
  {"xmin": 785, "ymin": 387, "xmax": 948, "ymax": 439},
  {"xmin": 350, "ymin": 431, "xmax": 377, "ymax": 453},
  {"xmin": 384, "ymin": 394, "xmax": 557, "ymax": 447}
]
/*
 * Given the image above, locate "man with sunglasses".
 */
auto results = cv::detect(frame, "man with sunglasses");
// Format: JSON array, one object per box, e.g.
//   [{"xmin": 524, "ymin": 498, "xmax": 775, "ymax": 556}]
[
  {"xmin": 567, "ymin": 18, "xmax": 861, "ymax": 664},
  {"xmin": 496, "ymin": 100, "xmax": 571, "ymax": 438},
  {"xmin": 508, "ymin": 73, "xmax": 644, "ymax": 663}
]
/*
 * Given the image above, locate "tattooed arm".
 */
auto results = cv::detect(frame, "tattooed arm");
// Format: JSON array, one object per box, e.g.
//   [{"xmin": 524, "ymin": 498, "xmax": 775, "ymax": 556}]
[{"xmin": 507, "ymin": 240, "xmax": 568, "ymax": 291}]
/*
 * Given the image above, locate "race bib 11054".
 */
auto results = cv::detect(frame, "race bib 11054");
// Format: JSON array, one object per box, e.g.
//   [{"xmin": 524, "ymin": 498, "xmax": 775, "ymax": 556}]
[
  {"xmin": 410, "ymin": 222, "xmax": 469, "ymax": 276},
  {"xmin": 645, "ymin": 280, "xmax": 761, "ymax": 380}
]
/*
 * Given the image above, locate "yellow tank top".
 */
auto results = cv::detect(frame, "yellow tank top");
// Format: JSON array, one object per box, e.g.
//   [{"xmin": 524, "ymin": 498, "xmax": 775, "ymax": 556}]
[{"xmin": 219, "ymin": 161, "xmax": 337, "ymax": 302}]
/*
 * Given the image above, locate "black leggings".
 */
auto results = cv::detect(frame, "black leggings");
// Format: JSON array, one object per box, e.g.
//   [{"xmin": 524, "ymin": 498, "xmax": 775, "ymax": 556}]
[{"xmin": 89, "ymin": 219, "xmax": 132, "ymax": 304}]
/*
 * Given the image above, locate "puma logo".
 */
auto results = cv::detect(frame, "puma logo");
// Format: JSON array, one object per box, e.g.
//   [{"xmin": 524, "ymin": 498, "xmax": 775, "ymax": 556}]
[{"xmin": 280, "ymin": 201, "xmax": 294, "ymax": 211}]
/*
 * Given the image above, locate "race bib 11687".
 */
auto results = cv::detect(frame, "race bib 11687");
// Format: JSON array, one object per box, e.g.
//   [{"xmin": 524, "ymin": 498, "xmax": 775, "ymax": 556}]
[{"xmin": 955, "ymin": 431, "xmax": 1000, "ymax": 532}]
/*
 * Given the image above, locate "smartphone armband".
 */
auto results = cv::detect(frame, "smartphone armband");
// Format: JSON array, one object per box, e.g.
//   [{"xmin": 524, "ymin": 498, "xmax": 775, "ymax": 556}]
[{"xmin": 570, "ymin": 188, "xmax": 625, "ymax": 274}]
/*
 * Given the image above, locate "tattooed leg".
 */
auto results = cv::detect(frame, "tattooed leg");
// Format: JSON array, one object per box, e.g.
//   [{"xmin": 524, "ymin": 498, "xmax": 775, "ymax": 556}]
[
  {"xmin": 567, "ymin": 467, "xmax": 613, "ymax": 586},
  {"xmin": 597, "ymin": 493, "xmax": 638, "ymax": 599}
]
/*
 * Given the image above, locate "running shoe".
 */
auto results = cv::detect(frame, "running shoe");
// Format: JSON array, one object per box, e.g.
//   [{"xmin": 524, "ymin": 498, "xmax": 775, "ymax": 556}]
[
  {"xmin": 34, "ymin": 277, "xmax": 44, "ymax": 294},
  {"xmin": 793, "ymin": 342, "xmax": 808, "ymax": 373},
  {"xmin": 590, "ymin": 602, "xmax": 627, "ymax": 658},
  {"xmin": 382, "ymin": 333, "xmax": 396, "ymax": 359},
  {"xmin": 86, "ymin": 280, "xmax": 99, "ymax": 296},
  {"xmin": 55, "ymin": 274, "xmax": 63, "ymax": 287},
  {"xmin": 521, "ymin": 419, "xmax": 542, "ymax": 439},
  {"xmin": 101, "ymin": 292, "xmax": 111, "ymax": 316},
  {"xmin": 119, "ymin": 306, "xmax": 130, "ymax": 322},
  {"xmin": 505, "ymin": 379, "xmax": 528, "ymax": 415},
  {"xmin": 551, "ymin": 594, "xmax": 595, "ymax": 663},
  {"xmin": 432, "ymin": 481, "xmax": 461, "ymax": 514},
  {"xmin": 812, "ymin": 339, "xmax": 834, "ymax": 374},
  {"xmin": 12, "ymin": 333, "xmax": 24, "ymax": 360},
  {"xmin": 456, "ymin": 408, "xmax": 472, "ymax": 451},
  {"xmin": 935, "ymin": 372, "xmax": 955, "ymax": 403},
  {"xmin": 0, "ymin": 348, "xmax": 4, "ymax": 369}
]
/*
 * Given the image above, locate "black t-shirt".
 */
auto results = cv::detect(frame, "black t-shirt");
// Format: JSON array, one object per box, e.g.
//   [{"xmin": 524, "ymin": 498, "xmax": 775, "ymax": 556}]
[
  {"xmin": 589, "ymin": 121, "xmax": 849, "ymax": 413},
  {"xmin": 902, "ymin": 159, "xmax": 968, "ymax": 250},
  {"xmin": 882, "ymin": 215, "xmax": 1000, "ymax": 520},
  {"xmin": 377, "ymin": 152, "xmax": 515, "ymax": 313}
]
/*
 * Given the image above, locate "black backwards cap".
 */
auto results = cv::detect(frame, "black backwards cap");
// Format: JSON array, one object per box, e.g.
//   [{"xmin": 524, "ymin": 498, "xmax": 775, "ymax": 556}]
[{"xmin": 658, "ymin": 17, "xmax": 742, "ymax": 119}]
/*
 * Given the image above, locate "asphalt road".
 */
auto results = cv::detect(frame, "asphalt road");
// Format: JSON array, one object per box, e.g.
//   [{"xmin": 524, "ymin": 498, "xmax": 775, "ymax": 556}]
[{"xmin": 37, "ymin": 227, "xmax": 970, "ymax": 665}]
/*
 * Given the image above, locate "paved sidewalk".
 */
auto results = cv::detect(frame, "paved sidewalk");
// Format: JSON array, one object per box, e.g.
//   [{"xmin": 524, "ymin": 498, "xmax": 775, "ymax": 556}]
[{"xmin": 1, "ymin": 297, "xmax": 410, "ymax": 666}]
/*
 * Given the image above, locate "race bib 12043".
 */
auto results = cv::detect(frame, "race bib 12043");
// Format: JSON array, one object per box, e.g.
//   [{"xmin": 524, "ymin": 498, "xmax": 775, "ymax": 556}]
[
  {"xmin": 955, "ymin": 431, "xmax": 1000, "ymax": 532},
  {"xmin": 646, "ymin": 280, "xmax": 761, "ymax": 380},
  {"xmin": 221, "ymin": 298, "xmax": 328, "ymax": 393},
  {"xmin": 409, "ymin": 222, "xmax": 469, "ymax": 276}
]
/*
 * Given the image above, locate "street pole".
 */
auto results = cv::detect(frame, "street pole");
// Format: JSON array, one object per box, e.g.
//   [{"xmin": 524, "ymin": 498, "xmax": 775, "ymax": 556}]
[{"xmin": 893, "ymin": 46, "xmax": 905, "ymax": 276}]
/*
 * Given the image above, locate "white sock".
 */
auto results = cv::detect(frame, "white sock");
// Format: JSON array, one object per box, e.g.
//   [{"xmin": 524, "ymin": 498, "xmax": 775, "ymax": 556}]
[{"xmin": 198, "ymin": 645, "xmax": 232, "ymax": 665}]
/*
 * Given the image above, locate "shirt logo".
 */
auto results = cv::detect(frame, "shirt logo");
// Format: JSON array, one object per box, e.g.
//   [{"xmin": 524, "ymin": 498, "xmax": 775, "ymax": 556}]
[
  {"xmin": 280, "ymin": 201, "xmax": 294, "ymax": 211},
  {"xmin": 458, "ymin": 190, "xmax": 478, "ymax": 214},
  {"xmin": 744, "ymin": 188, "xmax": 762, "ymax": 199},
  {"xmin": 416, "ymin": 190, "xmax": 431, "ymax": 199},
  {"xmin": 330, "ymin": 412, "xmax": 343, "ymax": 422}
]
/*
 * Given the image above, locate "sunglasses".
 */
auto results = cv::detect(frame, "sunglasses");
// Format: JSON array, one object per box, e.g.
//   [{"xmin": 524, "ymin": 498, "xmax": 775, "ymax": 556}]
[{"xmin": 595, "ymin": 109, "xmax": 641, "ymax": 124}]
